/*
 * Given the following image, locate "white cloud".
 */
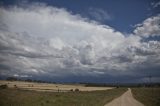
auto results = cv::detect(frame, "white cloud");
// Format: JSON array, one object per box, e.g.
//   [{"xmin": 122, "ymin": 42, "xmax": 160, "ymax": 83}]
[
  {"xmin": 134, "ymin": 14, "xmax": 160, "ymax": 38},
  {"xmin": 88, "ymin": 8, "xmax": 112, "ymax": 22},
  {"xmin": 151, "ymin": 1, "xmax": 160, "ymax": 8},
  {"xmin": 0, "ymin": 4, "xmax": 160, "ymax": 80}
]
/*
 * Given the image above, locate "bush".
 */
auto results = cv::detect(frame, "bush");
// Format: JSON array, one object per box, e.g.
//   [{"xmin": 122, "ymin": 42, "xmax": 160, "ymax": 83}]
[
  {"xmin": 70, "ymin": 89, "xmax": 73, "ymax": 92},
  {"xmin": 75, "ymin": 88, "xmax": 79, "ymax": 92},
  {"xmin": 0, "ymin": 84, "xmax": 8, "ymax": 89}
]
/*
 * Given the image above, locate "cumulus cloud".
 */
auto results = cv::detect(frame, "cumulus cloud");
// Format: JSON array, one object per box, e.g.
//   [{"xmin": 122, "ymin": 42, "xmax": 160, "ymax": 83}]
[
  {"xmin": 134, "ymin": 14, "xmax": 160, "ymax": 38},
  {"xmin": 0, "ymin": 4, "xmax": 160, "ymax": 82}
]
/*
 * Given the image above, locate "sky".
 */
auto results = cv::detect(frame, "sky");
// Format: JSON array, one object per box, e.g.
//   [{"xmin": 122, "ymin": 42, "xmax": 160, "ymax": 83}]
[{"xmin": 0, "ymin": 0, "xmax": 160, "ymax": 83}]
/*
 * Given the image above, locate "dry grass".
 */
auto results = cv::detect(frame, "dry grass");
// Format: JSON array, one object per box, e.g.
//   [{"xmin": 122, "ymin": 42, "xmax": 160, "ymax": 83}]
[
  {"xmin": 132, "ymin": 87, "xmax": 160, "ymax": 106},
  {"xmin": 0, "ymin": 87, "xmax": 127, "ymax": 106},
  {"xmin": 0, "ymin": 80, "xmax": 113, "ymax": 92}
]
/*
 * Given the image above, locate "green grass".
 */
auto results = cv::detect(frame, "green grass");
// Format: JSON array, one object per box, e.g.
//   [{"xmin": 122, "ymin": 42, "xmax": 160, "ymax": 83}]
[
  {"xmin": 131, "ymin": 87, "xmax": 160, "ymax": 106},
  {"xmin": 0, "ymin": 88, "xmax": 127, "ymax": 106}
]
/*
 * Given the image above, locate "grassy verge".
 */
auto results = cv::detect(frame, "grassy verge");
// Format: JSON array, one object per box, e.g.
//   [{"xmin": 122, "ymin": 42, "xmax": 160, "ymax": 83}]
[
  {"xmin": 0, "ymin": 88, "xmax": 127, "ymax": 106},
  {"xmin": 131, "ymin": 87, "xmax": 160, "ymax": 106}
]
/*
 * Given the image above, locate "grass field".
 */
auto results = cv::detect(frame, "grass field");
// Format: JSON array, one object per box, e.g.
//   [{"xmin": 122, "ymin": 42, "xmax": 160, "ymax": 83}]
[
  {"xmin": 131, "ymin": 87, "xmax": 160, "ymax": 106},
  {"xmin": 0, "ymin": 87, "xmax": 127, "ymax": 106}
]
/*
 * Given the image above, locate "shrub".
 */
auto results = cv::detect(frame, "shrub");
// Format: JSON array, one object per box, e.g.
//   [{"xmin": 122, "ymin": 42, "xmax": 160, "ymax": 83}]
[
  {"xmin": 0, "ymin": 84, "xmax": 8, "ymax": 89},
  {"xmin": 70, "ymin": 89, "xmax": 73, "ymax": 91},
  {"xmin": 75, "ymin": 88, "xmax": 79, "ymax": 92},
  {"xmin": 14, "ymin": 84, "xmax": 18, "ymax": 88}
]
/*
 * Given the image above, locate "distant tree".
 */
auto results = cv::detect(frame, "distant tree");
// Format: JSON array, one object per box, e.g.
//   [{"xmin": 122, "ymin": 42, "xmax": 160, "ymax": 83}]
[
  {"xmin": 6, "ymin": 77, "xmax": 18, "ymax": 81},
  {"xmin": 25, "ymin": 79, "xmax": 33, "ymax": 82}
]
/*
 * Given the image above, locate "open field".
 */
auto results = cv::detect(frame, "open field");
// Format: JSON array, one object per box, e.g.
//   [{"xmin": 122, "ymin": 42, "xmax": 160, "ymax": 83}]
[
  {"xmin": 0, "ymin": 80, "xmax": 113, "ymax": 92},
  {"xmin": 131, "ymin": 88, "xmax": 160, "ymax": 106},
  {"xmin": 0, "ymin": 86, "xmax": 127, "ymax": 106}
]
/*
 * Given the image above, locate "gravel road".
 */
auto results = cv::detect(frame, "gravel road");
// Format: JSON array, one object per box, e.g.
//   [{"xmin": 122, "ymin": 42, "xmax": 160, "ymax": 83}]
[{"xmin": 105, "ymin": 88, "xmax": 144, "ymax": 106}]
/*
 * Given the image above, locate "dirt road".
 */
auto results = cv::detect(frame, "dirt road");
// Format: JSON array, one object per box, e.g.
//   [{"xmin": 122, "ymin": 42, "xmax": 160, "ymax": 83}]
[{"xmin": 105, "ymin": 88, "xmax": 144, "ymax": 106}]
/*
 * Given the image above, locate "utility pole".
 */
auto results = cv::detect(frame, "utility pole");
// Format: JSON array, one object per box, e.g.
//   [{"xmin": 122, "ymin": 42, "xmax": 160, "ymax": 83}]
[
  {"xmin": 148, "ymin": 75, "xmax": 153, "ymax": 96},
  {"xmin": 149, "ymin": 75, "xmax": 152, "ymax": 87}
]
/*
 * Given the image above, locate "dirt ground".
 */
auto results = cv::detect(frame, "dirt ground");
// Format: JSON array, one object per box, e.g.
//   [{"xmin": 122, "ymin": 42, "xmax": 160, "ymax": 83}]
[
  {"xmin": 0, "ymin": 80, "xmax": 113, "ymax": 92},
  {"xmin": 105, "ymin": 88, "xmax": 144, "ymax": 106}
]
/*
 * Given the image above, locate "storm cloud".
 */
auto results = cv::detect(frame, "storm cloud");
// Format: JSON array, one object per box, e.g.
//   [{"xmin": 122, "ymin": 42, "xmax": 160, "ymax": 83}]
[{"xmin": 0, "ymin": 4, "xmax": 160, "ymax": 82}]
